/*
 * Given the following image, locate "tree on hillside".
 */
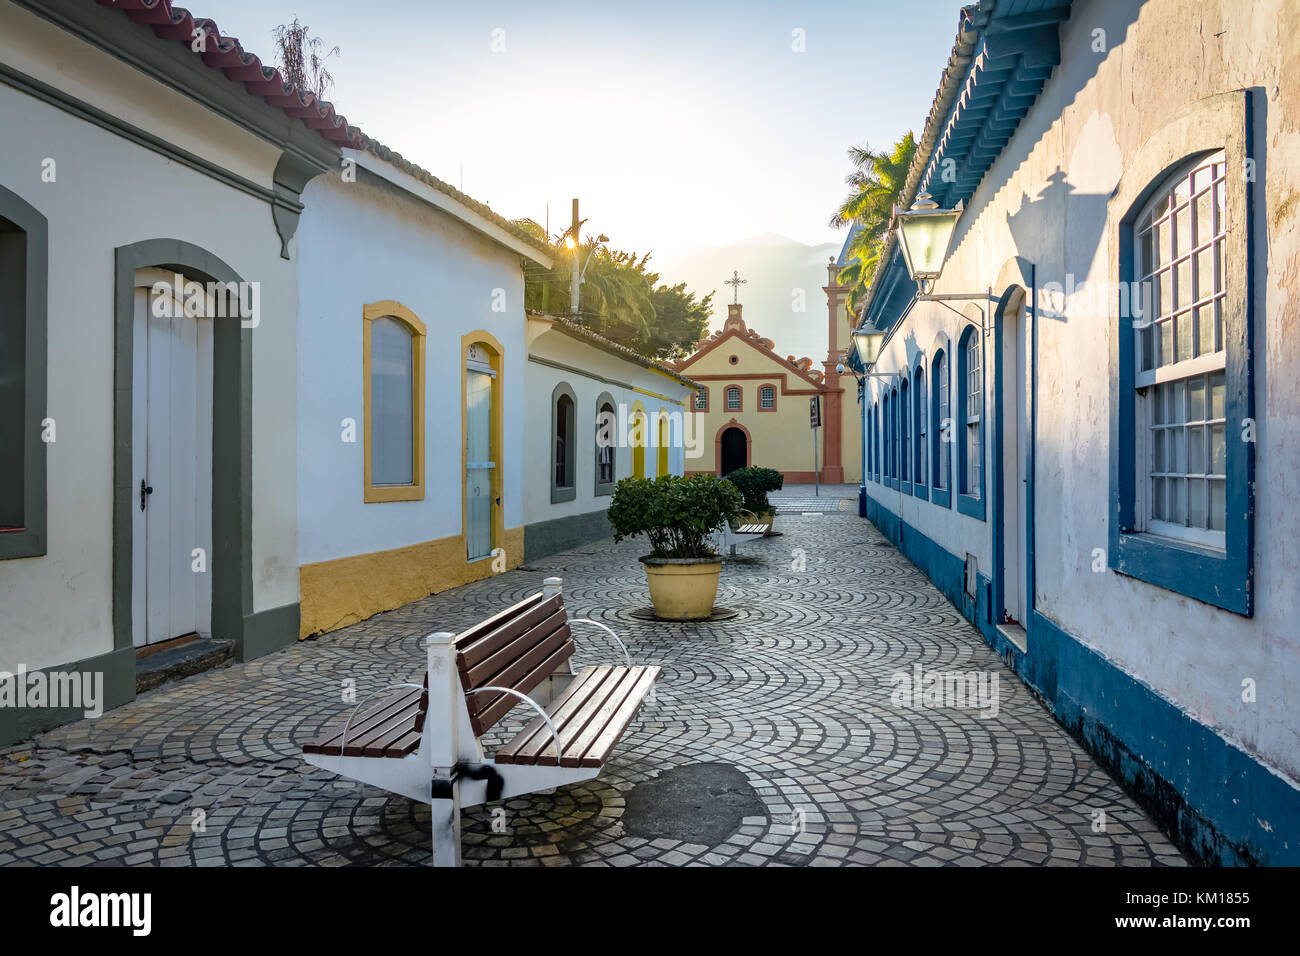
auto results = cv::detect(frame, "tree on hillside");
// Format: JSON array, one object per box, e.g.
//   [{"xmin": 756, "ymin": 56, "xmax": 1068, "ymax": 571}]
[
  {"xmin": 272, "ymin": 17, "xmax": 340, "ymax": 100},
  {"xmin": 830, "ymin": 131, "xmax": 917, "ymax": 313},
  {"xmin": 515, "ymin": 220, "xmax": 712, "ymax": 362}
]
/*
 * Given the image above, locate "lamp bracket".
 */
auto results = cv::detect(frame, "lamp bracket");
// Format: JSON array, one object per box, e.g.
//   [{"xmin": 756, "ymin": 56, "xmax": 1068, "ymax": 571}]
[{"xmin": 916, "ymin": 287, "xmax": 995, "ymax": 337}]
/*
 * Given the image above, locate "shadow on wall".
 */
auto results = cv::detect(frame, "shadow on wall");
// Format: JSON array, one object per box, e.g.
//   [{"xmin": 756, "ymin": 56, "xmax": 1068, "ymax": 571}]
[{"xmin": 944, "ymin": 0, "xmax": 1147, "ymax": 269}]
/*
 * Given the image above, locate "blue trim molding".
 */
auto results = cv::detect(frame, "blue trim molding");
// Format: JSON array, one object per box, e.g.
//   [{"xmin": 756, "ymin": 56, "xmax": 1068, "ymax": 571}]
[{"xmin": 1107, "ymin": 90, "xmax": 1256, "ymax": 616}]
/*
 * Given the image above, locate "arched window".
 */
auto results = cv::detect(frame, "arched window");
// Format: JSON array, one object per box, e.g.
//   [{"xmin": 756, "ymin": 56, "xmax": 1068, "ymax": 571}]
[
  {"xmin": 878, "ymin": 400, "xmax": 889, "ymax": 481},
  {"xmin": 890, "ymin": 386, "xmax": 900, "ymax": 483},
  {"xmin": 595, "ymin": 394, "xmax": 616, "ymax": 496},
  {"xmin": 551, "ymin": 383, "xmax": 576, "ymax": 502},
  {"xmin": 869, "ymin": 404, "xmax": 876, "ymax": 481},
  {"xmin": 759, "ymin": 385, "xmax": 776, "ymax": 410},
  {"xmin": 882, "ymin": 393, "xmax": 890, "ymax": 480},
  {"xmin": 932, "ymin": 350, "xmax": 950, "ymax": 497},
  {"xmin": 725, "ymin": 386, "xmax": 742, "ymax": 411},
  {"xmin": 631, "ymin": 402, "xmax": 647, "ymax": 478},
  {"xmin": 656, "ymin": 414, "xmax": 669, "ymax": 476},
  {"xmin": 364, "ymin": 302, "xmax": 426, "ymax": 502},
  {"xmin": 957, "ymin": 327, "xmax": 983, "ymax": 509},
  {"xmin": 914, "ymin": 362, "xmax": 926, "ymax": 490},
  {"xmin": 1134, "ymin": 150, "xmax": 1227, "ymax": 544},
  {"xmin": 899, "ymin": 378, "xmax": 910, "ymax": 485},
  {"xmin": 694, "ymin": 387, "xmax": 708, "ymax": 411}
]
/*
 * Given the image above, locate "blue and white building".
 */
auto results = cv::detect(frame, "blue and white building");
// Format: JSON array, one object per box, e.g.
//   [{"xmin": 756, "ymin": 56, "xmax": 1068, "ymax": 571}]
[{"xmin": 849, "ymin": 0, "xmax": 1299, "ymax": 864}]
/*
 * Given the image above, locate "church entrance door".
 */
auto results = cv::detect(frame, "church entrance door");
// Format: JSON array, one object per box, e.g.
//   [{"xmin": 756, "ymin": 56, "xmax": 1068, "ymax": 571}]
[{"xmin": 720, "ymin": 427, "xmax": 748, "ymax": 476}]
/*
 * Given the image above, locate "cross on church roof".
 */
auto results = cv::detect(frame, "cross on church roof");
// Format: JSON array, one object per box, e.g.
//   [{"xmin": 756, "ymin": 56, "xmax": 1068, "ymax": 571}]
[{"xmin": 724, "ymin": 269, "xmax": 747, "ymax": 304}]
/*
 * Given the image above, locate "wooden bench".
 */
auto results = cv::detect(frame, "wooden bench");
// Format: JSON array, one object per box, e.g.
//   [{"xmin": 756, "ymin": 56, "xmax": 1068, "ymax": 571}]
[
  {"xmin": 713, "ymin": 510, "xmax": 769, "ymax": 556},
  {"xmin": 301, "ymin": 577, "xmax": 659, "ymax": 866}
]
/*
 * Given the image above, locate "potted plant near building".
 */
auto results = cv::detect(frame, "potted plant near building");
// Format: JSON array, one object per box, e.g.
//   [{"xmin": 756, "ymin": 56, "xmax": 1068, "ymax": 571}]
[
  {"xmin": 608, "ymin": 475, "xmax": 742, "ymax": 620},
  {"xmin": 724, "ymin": 466, "xmax": 784, "ymax": 533}
]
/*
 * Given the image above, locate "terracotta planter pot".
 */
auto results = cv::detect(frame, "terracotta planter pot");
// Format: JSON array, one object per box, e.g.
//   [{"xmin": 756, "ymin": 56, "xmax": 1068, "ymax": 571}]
[{"xmin": 639, "ymin": 556, "xmax": 722, "ymax": 620}]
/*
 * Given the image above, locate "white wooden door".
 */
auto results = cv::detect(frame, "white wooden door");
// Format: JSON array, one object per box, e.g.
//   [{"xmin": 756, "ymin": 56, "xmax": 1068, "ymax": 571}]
[{"xmin": 131, "ymin": 273, "xmax": 213, "ymax": 646}]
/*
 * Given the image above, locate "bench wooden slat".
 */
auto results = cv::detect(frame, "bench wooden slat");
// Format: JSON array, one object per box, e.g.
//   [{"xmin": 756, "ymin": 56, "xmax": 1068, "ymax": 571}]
[
  {"xmin": 465, "ymin": 622, "xmax": 572, "ymax": 722},
  {"xmin": 456, "ymin": 594, "xmax": 563, "ymax": 672},
  {"xmin": 557, "ymin": 668, "xmax": 643, "ymax": 767},
  {"xmin": 381, "ymin": 728, "xmax": 423, "ymax": 758},
  {"xmin": 302, "ymin": 685, "xmax": 424, "ymax": 755},
  {"xmin": 577, "ymin": 667, "xmax": 660, "ymax": 767},
  {"xmin": 352, "ymin": 695, "xmax": 429, "ymax": 756},
  {"xmin": 495, "ymin": 666, "xmax": 617, "ymax": 764},
  {"xmin": 451, "ymin": 591, "xmax": 547, "ymax": 651},
  {"xmin": 466, "ymin": 637, "xmax": 575, "ymax": 735},
  {"xmin": 459, "ymin": 607, "xmax": 568, "ymax": 688},
  {"xmin": 497, "ymin": 665, "xmax": 659, "ymax": 768}
]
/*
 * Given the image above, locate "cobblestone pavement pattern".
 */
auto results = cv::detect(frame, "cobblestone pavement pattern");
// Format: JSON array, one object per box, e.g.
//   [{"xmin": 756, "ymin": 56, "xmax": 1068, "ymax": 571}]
[{"xmin": 0, "ymin": 504, "xmax": 1185, "ymax": 866}]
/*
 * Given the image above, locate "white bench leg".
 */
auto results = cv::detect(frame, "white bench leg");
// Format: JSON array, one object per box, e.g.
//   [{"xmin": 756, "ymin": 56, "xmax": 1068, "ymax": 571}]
[{"xmin": 431, "ymin": 778, "xmax": 462, "ymax": 867}]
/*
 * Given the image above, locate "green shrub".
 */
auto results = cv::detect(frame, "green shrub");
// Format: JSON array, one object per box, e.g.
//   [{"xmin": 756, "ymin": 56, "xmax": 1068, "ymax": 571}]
[
  {"xmin": 725, "ymin": 466, "xmax": 784, "ymax": 515},
  {"xmin": 607, "ymin": 474, "xmax": 742, "ymax": 559}
]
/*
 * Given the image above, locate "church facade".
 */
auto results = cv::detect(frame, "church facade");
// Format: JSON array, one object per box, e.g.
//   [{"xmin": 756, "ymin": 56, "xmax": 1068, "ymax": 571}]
[{"xmin": 675, "ymin": 261, "xmax": 860, "ymax": 484}]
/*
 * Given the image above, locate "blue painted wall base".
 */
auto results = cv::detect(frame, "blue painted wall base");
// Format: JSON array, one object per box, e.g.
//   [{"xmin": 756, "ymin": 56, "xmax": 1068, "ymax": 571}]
[{"xmin": 861, "ymin": 497, "xmax": 1298, "ymax": 866}]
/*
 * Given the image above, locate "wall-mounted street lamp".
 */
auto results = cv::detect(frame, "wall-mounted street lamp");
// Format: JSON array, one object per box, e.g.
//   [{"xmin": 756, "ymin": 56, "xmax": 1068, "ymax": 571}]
[
  {"xmin": 893, "ymin": 190, "xmax": 994, "ymax": 335},
  {"xmin": 895, "ymin": 191, "xmax": 963, "ymax": 295}
]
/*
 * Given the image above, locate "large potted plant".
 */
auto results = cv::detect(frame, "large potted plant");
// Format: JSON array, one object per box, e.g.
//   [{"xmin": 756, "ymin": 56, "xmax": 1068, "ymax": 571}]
[
  {"xmin": 608, "ymin": 474, "xmax": 742, "ymax": 619},
  {"xmin": 724, "ymin": 466, "xmax": 784, "ymax": 533}
]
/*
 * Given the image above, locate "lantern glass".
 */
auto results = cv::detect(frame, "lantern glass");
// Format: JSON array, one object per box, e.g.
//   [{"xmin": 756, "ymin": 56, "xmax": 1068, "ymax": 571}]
[
  {"xmin": 851, "ymin": 328, "xmax": 884, "ymax": 366},
  {"xmin": 895, "ymin": 193, "xmax": 963, "ymax": 282}
]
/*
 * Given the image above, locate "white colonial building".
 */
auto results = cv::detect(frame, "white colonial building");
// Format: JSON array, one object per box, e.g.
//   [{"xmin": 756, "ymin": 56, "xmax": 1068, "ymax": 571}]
[
  {"xmin": 294, "ymin": 143, "xmax": 556, "ymax": 638},
  {"xmin": 851, "ymin": 0, "xmax": 1299, "ymax": 864},
  {"xmin": 523, "ymin": 313, "xmax": 696, "ymax": 560},
  {"xmin": 0, "ymin": 0, "xmax": 350, "ymax": 740}
]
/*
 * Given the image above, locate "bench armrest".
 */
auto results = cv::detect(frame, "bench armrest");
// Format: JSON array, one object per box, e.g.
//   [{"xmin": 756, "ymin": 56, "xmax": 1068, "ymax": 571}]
[
  {"xmin": 568, "ymin": 618, "xmax": 634, "ymax": 667},
  {"xmin": 468, "ymin": 685, "xmax": 565, "ymax": 764},
  {"xmin": 337, "ymin": 681, "xmax": 426, "ymax": 755}
]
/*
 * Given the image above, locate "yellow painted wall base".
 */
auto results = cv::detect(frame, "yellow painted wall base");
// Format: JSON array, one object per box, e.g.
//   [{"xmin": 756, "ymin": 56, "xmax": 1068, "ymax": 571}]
[{"xmin": 298, "ymin": 527, "xmax": 526, "ymax": 638}]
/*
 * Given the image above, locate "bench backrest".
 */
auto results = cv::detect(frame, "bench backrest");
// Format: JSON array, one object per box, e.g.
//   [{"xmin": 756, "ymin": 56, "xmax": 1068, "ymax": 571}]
[{"xmin": 451, "ymin": 591, "xmax": 574, "ymax": 736}]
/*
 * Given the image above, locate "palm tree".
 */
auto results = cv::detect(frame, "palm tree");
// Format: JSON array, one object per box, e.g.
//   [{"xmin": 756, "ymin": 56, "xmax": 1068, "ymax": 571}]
[{"xmin": 830, "ymin": 131, "xmax": 917, "ymax": 312}]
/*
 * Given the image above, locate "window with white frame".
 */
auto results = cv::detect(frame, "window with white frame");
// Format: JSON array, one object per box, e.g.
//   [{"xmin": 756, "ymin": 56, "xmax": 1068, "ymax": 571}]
[
  {"xmin": 759, "ymin": 385, "xmax": 775, "ymax": 409},
  {"xmin": 914, "ymin": 365, "xmax": 926, "ymax": 487},
  {"xmin": 1134, "ymin": 150, "xmax": 1227, "ymax": 546},
  {"xmin": 964, "ymin": 331, "xmax": 981, "ymax": 498},
  {"xmin": 726, "ymin": 386, "xmax": 741, "ymax": 410},
  {"xmin": 694, "ymin": 387, "xmax": 708, "ymax": 410},
  {"xmin": 934, "ymin": 351, "xmax": 948, "ymax": 490}
]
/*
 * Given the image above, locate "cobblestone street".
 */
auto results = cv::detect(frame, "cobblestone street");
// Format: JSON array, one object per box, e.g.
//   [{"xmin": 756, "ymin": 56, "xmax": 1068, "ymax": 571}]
[{"xmin": 0, "ymin": 500, "xmax": 1186, "ymax": 867}]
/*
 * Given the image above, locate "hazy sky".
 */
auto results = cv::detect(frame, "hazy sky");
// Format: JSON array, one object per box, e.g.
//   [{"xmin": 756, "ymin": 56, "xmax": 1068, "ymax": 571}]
[{"xmin": 197, "ymin": 0, "xmax": 962, "ymax": 272}]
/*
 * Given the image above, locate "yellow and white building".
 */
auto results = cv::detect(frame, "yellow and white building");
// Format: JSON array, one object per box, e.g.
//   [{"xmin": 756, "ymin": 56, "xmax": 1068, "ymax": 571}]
[{"xmin": 674, "ymin": 261, "xmax": 861, "ymax": 483}]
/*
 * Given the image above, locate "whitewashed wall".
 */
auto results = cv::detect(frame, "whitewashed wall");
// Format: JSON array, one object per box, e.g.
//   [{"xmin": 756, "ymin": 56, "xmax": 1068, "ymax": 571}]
[
  {"xmin": 864, "ymin": 0, "xmax": 1300, "ymax": 783},
  {"xmin": 524, "ymin": 325, "xmax": 691, "ymax": 527},
  {"xmin": 0, "ymin": 6, "xmax": 297, "ymax": 671},
  {"xmin": 296, "ymin": 167, "xmax": 528, "ymax": 565}
]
